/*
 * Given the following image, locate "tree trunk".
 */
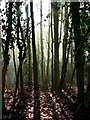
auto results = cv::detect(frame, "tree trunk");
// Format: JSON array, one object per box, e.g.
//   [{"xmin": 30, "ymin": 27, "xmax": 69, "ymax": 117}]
[
  {"xmin": 12, "ymin": 43, "xmax": 17, "ymax": 79},
  {"xmin": 40, "ymin": 0, "xmax": 44, "ymax": 85},
  {"xmin": 85, "ymin": 62, "xmax": 90, "ymax": 107},
  {"xmin": 30, "ymin": 1, "xmax": 38, "ymax": 91},
  {"xmin": 0, "ymin": 22, "xmax": 1, "ymax": 59},
  {"xmin": 2, "ymin": 2, "xmax": 13, "ymax": 113},
  {"xmin": 46, "ymin": 23, "xmax": 50, "ymax": 86},
  {"xmin": 51, "ymin": 0, "xmax": 54, "ymax": 91},
  {"xmin": 2, "ymin": 64, "xmax": 8, "ymax": 113},
  {"xmin": 71, "ymin": 2, "xmax": 84, "ymax": 105},
  {"xmin": 25, "ymin": 5, "xmax": 32, "ymax": 89},
  {"xmin": 20, "ymin": 52, "xmax": 23, "ymax": 94},
  {"xmin": 13, "ymin": 64, "xmax": 20, "ymax": 107},
  {"xmin": 53, "ymin": 2, "xmax": 59, "ymax": 91},
  {"xmin": 28, "ymin": 43, "xmax": 32, "ymax": 88},
  {"xmin": 58, "ymin": 3, "xmax": 69, "ymax": 91}
]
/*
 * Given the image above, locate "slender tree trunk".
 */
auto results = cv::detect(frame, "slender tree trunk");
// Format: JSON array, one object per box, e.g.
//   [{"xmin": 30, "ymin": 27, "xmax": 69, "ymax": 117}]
[
  {"xmin": 0, "ymin": 8, "xmax": 2, "ymax": 92},
  {"xmin": 40, "ymin": 0, "xmax": 44, "ymax": 85},
  {"xmin": 28, "ymin": 43, "xmax": 32, "ymax": 87},
  {"xmin": 46, "ymin": 23, "xmax": 50, "ymax": 86},
  {"xmin": 51, "ymin": 1, "xmax": 54, "ymax": 91},
  {"xmin": 30, "ymin": 1, "xmax": 38, "ymax": 91},
  {"xmin": 30, "ymin": 2, "xmax": 40, "ymax": 119},
  {"xmin": 58, "ymin": 3, "xmax": 69, "ymax": 91},
  {"xmin": 37, "ymin": 30, "xmax": 41, "ymax": 83},
  {"xmin": 12, "ymin": 43, "xmax": 17, "ymax": 78},
  {"xmin": 59, "ymin": 6, "xmax": 63, "ymax": 45},
  {"xmin": 70, "ymin": 42, "xmax": 73, "ymax": 67},
  {"xmin": 2, "ymin": 64, "xmax": 8, "ymax": 113},
  {"xmin": 0, "ymin": 24, "xmax": 1, "ymax": 59},
  {"xmin": 25, "ymin": 5, "xmax": 32, "ymax": 88},
  {"xmin": 17, "ymin": 3, "xmax": 26, "ymax": 95},
  {"xmin": 20, "ymin": 52, "xmax": 23, "ymax": 94},
  {"xmin": 13, "ymin": 64, "xmax": 20, "ymax": 107}
]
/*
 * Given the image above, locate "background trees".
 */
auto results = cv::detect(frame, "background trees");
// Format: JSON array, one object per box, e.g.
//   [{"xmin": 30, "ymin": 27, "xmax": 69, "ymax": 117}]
[{"xmin": 1, "ymin": 0, "xmax": 90, "ymax": 118}]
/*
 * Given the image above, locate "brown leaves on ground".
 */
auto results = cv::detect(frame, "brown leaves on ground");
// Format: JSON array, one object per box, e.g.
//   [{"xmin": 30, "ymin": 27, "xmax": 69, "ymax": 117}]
[{"xmin": 2, "ymin": 85, "xmax": 89, "ymax": 120}]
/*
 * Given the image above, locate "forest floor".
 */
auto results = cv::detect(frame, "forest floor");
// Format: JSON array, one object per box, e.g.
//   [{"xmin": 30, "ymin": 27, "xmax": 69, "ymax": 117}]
[{"xmin": 2, "ymin": 85, "xmax": 90, "ymax": 120}]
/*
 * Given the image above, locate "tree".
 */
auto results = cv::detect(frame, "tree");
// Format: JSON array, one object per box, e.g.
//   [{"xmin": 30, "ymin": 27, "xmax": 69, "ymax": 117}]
[
  {"xmin": 0, "ymin": 5, "xmax": 2, "ymax": 90},
  {"xmin": 0, "ymin": 24, "xmax": 1, "ymax": 60},
  {"xmin": 40, "ymin": 0, "xmax": 44, "ymax": 85},
  {"xmin": 30, "ymin": 1, "xmax": 39, "ymax": 91},
  {"xmin": 15, "ymin": 2, "xmax": 26, "ymax": 95},
  {"xmin": 84, "ymin": 2, "xmax": 90, "ymax": 107},
  {"xmin": 46, "ymin": 20, "xmax": 50, "ymax": 86},
  {"xmin": 58, "ymin": 3, "xmax": 69, "ymax": 91},
  {"xmin": 2, "ymin": 2, "xmax": 13, "ymax": 113},
  {"xmin": 13, "ymin": 2, "xmax": 27, "ymax": 106},
  {"xmin": 51, "ymin": 0, "xmax": 54, "ymax": 91},
  {"xmin": 70, "ymin": 2, "xmax": 84, "ymax": 105},
  {"xmin": 53, "ymin": 1, "xmax": 59, "ymax": 91},
  {"xmin": 25, "ymin": 4, "xmax": 32, "ymax": 89}
]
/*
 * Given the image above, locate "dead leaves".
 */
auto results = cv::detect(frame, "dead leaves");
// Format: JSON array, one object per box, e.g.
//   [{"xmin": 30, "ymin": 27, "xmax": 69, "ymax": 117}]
[{"xmin": 3, "ymin": 86, "xmax": 77, "ymax": 120}]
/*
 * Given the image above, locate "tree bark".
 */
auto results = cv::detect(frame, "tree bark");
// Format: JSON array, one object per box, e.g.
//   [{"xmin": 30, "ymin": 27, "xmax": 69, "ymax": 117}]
[
  {"xmin": 46, "ymin": 23, "xmax": 50, "ymax": 86},
  {"xmin": 71, "ymin": 2, "xmax": 84, "ymax": 105},
  {"xmin": 2, "ymin": 2, "xmax": 13, "ymax": 113},
  {"xmin": 30, "ymin": 1, "xmax": 38, "ymax": 91},
  {"xmin": 53, "ymin": 2, "xmax": 59, "ymax": 91},
  {"xmin": 40, "ymin": 0, "xmax": 44, "ymax": 85},
  {"xmin": 58, "ymin": 3, "xmax": 69, "ymax": 91},
  {"xmin": 25, "ymin": 5, "xmax": 32, "ymax": 88},
  {"xmin": 51, "ymin": 0, "xmax": 54, "ymax": 91}
]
